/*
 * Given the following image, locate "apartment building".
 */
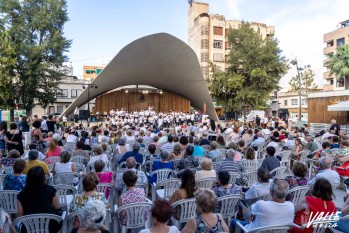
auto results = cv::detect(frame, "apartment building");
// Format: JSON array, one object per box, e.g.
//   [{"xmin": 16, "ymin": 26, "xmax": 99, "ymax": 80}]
[
  {"xmin": 323, "ymin": 19, "xmax": 349, "ymax": 91},
  {"xmin": 188, "ymin": 1, "xmax": 275, "ymax": 81},
  {"xmin": 31, "ymin": 76, "xmax": 94, "ymax": 117}
]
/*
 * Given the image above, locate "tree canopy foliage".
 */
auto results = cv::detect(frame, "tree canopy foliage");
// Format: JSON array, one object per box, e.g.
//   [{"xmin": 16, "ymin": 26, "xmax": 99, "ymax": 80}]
[
  {"xmin": 209, "ymin": 22, "xmax": 288, "ymax": 112},
  {"xmin": 0, "ymin": 0, "xmax": 71, "ymax": 114},
  {"xmin": 326, "ymin": 44, "xmax": 349, "ymax": 82},
  {"xmin": 288, "ymin": 69, "xmax": 318, "ymax": 99}
]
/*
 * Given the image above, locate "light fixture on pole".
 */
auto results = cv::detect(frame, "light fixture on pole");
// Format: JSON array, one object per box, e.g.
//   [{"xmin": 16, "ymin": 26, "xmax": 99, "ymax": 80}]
[
  {"xmin": 82, "ymin": 82, "xmax": 98, "ymax": 127},
  {"xmin": 291, "ymin": 59, "xmax": 304, "ymax": 125}
]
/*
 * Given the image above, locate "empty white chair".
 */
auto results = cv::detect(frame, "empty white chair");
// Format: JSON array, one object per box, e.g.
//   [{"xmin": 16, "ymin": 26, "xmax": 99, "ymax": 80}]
[
  {"xmin": 96, "ymin": 183, "xmax": 114, "ymax": 207},
  {"xmin": 287, "ymin": 185, "xmax": 310, "ymax": 205},
  {"xmin": 196, "ymin": 177, "xmax": 216, "ymax": 189},
  {"xmin": 0, "ymin": 190, "xmax": 19, "ymax": 214},
  {"xmin": 243, "ymin": 160, "xmax": 259, "ymax": 171},
  {"xmin": 171, "ymin": 198, "xmax": 197, "ymax": 229},
  {"xmin": 13, "ymin": 213, "xmax": 64, "ymax": 233},
  {"xmin": 229, "ymin": 172, "xmax": 240, "ymax": 185},
  {"xmin": 52, "ymin": 172, "xmax": 81, "ymax": 188},
  {"xmin": 270, "ymin": 166, "xmax": 287, "ymax": 179},
  {"xmin": 217, "ymin": 194, "xmax": 242, "ymax": 223},
  {"xmin": 153, "ymin": 178, "xmax": 180, "ymax": 201},
  {"xmin": 53, "ymin": 185, "xmax": 76, "ymax": 211},
  {"xmin": 116, "ymin": 202, "xmax": 153, "ymax": 233}
]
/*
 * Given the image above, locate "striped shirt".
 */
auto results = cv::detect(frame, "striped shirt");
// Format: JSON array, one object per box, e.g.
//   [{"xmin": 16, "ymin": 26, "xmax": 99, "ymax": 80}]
[{"xmin": 216, "ymin": 159, "xmax": 244, "ymax": 173}]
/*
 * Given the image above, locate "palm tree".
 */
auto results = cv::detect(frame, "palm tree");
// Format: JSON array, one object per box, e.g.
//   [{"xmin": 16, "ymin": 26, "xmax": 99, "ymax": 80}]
[{"xmin": 326, "ymin": 44, "xmax": 349, "ymax": 89}]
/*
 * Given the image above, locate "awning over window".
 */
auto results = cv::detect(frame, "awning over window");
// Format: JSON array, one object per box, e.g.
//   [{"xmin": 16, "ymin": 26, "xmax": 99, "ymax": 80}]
[{"xmin": 328, "ymin": 100, "xmax": 349, "ymax": 111}]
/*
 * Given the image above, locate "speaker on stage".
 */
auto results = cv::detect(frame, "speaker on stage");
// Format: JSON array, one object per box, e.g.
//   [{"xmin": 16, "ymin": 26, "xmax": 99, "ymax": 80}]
[{"xmin": 79, "ymin": 110, "xmax": 90, "ymax": 120}]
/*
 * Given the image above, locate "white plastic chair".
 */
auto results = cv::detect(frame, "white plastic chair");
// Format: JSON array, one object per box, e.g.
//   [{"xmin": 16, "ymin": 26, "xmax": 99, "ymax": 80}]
[
  {"xmin": 116, "ymin": 202, "xmax": 153, "ymax": 233},
  {"xmin": 287, "ymin": 185, "xmax": 310, "ymax": 205},
  {"xmin": 148, "ymin": 168, "xmax": 174, "ymax": 185},
  {"xmin": 196, "ymin": 177, "xmax": 216, "ymax": 189},
  {"xmin": 217, "ymin": 194, "xmax": 242, "ymax": 223},
  {"xmin": 153, "ymin": 178, "xmax": 180, "ymax": 201},
  {"xmin": 0, "ymin": 166, "xmax": 13, "ymax": 175},
  {"xmin": 52, "ymin": 172, "xmax": 81, "ymax": 188},
  {"xmin": 53, "ymin": 185, "xmax": 76, "ymax": 211},
  {"xmin": 171, "ymin": 198, "xmax": 197, "ymax": 229},
  {"xmin": 235, "ymin": 222, "xmax": 293, "ymax": 233},
  {"xmin": 242, "ymin": 170, "xmax": 258, "ymax": 187},
  {"xmin": 270, "ymin": 166, "xmax": 287, "ymax": 179},
  {"xmin": 44, "ymin": 156, "xmax": 61, "ymax": 165},
  {"xmin": 85, "ymin": 162, "xmax": 95, "ymax": 173},
  {"xmin": 212, "ymin": 154, "xmax": 226, "ymax": 162},
  {"xmin": 63, "ymin": 210, "xmax": 83, "ymax": 233},
  {"xmin": 71, "ymin": 155, "xmax": 88, "ymax": 165},
  {"xmin": 13, "ymin": 213, "xmax": 64, "ymax": 233},
  {"xmin": 73, "ymin": 162, "xmax": 84, "ymax": 172},
  {"xmin": 65, "ymin": 142, "xmax": 76, "ymax": 151},
  {"xmin": 229, "ymin": 172, "xmax": 240, "ymax": 185},
  {"xmin": 96, "ymin": 183, "xmax": 114, "ymax": 207},
  {"xmin": 0, "ymin": 174, "xmax": 7, "ymax": 190},
  {"xmin": 0, "ymin": 190, "xmax": 19, "ymax": 214},
  {"xmin": 243, "ymin": 160, "xmax": 259, "ymax": 171}
]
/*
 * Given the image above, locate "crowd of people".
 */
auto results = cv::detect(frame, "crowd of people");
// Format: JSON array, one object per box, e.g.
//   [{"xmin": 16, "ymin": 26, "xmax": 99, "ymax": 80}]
[{"xmin": 0, "ymin": 109, "xmax": 349, "ymax": 232}]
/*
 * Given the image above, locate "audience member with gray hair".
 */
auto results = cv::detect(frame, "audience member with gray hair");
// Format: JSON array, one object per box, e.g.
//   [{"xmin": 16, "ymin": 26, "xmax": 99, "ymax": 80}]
[
  {"xmin": 283, "ymin": 134, "xmax": 295, "ymax": 148},
  {"xmin": 118, "ymin": 142, "xmax": 143, "ymax": 164},
  {"xmin": 230, "ymin": 179, "xmax": 294, "ymax": 232},
  {"xmin": 115, "ymin": 157, "xmax": 147, "ymax": 194},
  {"xmin": 309, "ymin": 157, "xmax": 340, "ymax": 186},
  {"xmin": 23, "ymin": 149, "xmax": 50, "ymax": 175},
  {"xmin": 148, "ymin": 151, "xmax": 174, "ymax": 183},
  {"xmin": 195, "ymin": 158, "xmax": 216, "ymax": 180},
  {"xmin": 250, "ymin": 131, "xmax": 266, "ymax": 148},
  {"xmin": 215, "ymin": 149, "xmax": 244, "ymax": 173},
  {"xmin": 73, "ymin": 200, "xmax": 110, "ymax": 233}
]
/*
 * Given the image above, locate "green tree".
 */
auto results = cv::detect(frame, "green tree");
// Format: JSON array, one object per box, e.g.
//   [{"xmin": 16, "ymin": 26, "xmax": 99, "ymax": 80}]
[
  {"xmin": 326, "ymin": 44, "xmax": 349, "ymax": 88},
  {"xmin": 0, "ymin": 0, "xmax": 71, "ymax": 115},
  {"xmin": 288, "ymin": 69, "xmax": 318, "ymax": 99},
  {"xmin": 210, "ymin": 22, "xmax": 288, "ymax": 113}
]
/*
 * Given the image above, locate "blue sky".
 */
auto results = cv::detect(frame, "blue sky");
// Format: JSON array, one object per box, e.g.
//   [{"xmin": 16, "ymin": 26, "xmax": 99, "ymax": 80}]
[{"xmin": 64, "ymin": 0, "xmax": 349, "ymax": 89}]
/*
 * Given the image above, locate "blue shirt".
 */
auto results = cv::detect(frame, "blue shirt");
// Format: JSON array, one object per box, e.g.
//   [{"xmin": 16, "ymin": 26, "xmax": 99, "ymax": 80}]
[
  {"xmin": 3, "ymin": 174, "xmax": 26, "ymax": 191},
  {"xmin": 208, "ymin": 149, "xmax": 221, "ymax": 158},
  {"xmin": 118, "ymin": 150, "xmax": 143, "ymax": 164},
  {"xmin": 148, "ymin": 161, "xmax": 174, "ymax": 183},
  {"xmin": 193, "ymin": 145, "xmax": 205, "ymax": 156}
]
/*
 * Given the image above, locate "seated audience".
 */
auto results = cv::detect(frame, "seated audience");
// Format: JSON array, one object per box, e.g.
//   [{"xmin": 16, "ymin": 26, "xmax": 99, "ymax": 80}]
[
  {"xmin": 0, "ymin": 208, "xmax": 16, "ymax": 233},
  {"xmin": 216, "ymin": 135, "xmax": 227, "ymax": 149},
  {"xmin": 231, "ymin": 179, "xmax": 294, "ymax": 232},
  {"xmin": 17, "ymin": 166, "xmax": 62, "ymax": 233},
  {"xmin": 244, "ymin": 168, "xmax": 272, "ymax": 201},
  {"xmin": 192, "ymin": 138, "xmax": 205, "ymax": 157},
  {"xmin": 115, "ymin": 138, "xmax": 128, "ymax": 155},
  {"xmin": 312, "ymin": 141, "xmax": 332, "ymax": 159},
  {"xmin": 290, "ymin": 178, "xmax": 336, "ymax": 233},
  {"xmin": 260, "ymin": 146, "xmax": 280, "ymax": 176},
  {"xmin": 146, "ymin": 144, "xmax": 160, "ymax": 160},
  {"xmin": 250, "ymin": 131, "xmax": 265, "ymax": 149},
  {"xmin": 285, "ymin": 161, "xmax": 308, "ymax": 194},
  {"xmin": 70, "ymin": 172, "xmax": 107, "ymax": 213},
  {"xmin": 216, "ymin": 149, "xmax": 244, "ymax": 173},
  {"xmin": 195, "ymin": 158, "xmax": 216, "ymax": 180},
  {"xmin": 23, "ymin": 144, "xmax": 45, "ymax": 160},
  {"xmin": 182, "ymin": 189, "xmax": 229, "ymax": 233},
  {"xmin": 140, "ymin": 199, "xmax": 179, "ymax": 233},
  {"xmin": 118, "ymin": 143, "xmax": 143, "ymax": 164},
  {"xmin": 1, "ymin": 149, "xmax": 20, "ymax": 167},
  {"xmin": 208, "ymin": 141, "xmax": 221, "ymax": 158},
  {"xmin": 330, "ymin": 136, "xmax": 341, "ymax": 149},
  {"xmin": 23, "ymin": 149, "xmax": 50, "ymax": 175},
  {"xmin": 334, "ymin": 193, "xmax": 349, "ymax": 232},
  {"xmin": 170, "ymin": 143, "xmax": 183, "ymax": 160},
  {"xmin": 161, "ymin": 135, "xmax": 175, "ymax": 153},
  {"xmin": 267, "ymin": 136, "xmax": 279, "ymax": 148},
  {"xmin": 52, "ymin": 151, "xmax": 76, "ymax": 174},
  {"xmin": 72, "ymin": 141, "xmax": 89, "ymax": 157},
  {"xmin": 115, "ymin": 157, "xmax": 147, "ymax": 193},
  {"xmin": 177, "ymin": 145, "xmax": 199, "ymax": 170},
  {"xmin": 88, "ymin": 146, "xmax": 109, "ymax": 170},
  {"xmin": 309, "ymin": 157, "xmax": 340, "ymax": 186},
  {"xmin": 169, "ymin": 169, "xmax": 196, "ymax": 204},
  {"xmin": 304, "ymin": 135, "xmax": 318, "ymax": 154},
  {"xmin": 148, "ymin": 151, "xmax": 174, "ymax": 183},
  {"xmin": 71, "ymin": 200, "xmax": 110, "ymax": 233},
  {"xmin": 3, "ymin": 159, "xmax": 26, "ymax": 191},
  {"xmin": 199, "ymin": 133, "xmax": 210, "ymax": 146},
  {"xmin": 45, "ymin": 139, "xmax": 61, "ymax": 157},
  {"xmin": 283, "ymin": 134, "xmax": 295, "ymax": 148},
  {"xmin": 118, "ymin": 170, "xmax": 146, "ymax": 226}
]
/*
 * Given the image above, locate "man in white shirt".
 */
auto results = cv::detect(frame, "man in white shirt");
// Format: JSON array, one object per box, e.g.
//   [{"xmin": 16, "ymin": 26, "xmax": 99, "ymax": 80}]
[
  {"xmin": 309, "ymin": 157, "xmax": 340, "ymax": 186},
  {"xmin": 232, "ymin": 179, "xmax": 295, "ymax": 231}
]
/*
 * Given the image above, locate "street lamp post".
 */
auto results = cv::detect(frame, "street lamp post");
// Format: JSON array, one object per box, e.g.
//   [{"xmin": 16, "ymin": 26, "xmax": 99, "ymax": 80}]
[
  {"xmin": 291, "ymin": 59, "xmax": 303, "ymax": 124},
  {"xmin": 82, "ymin": 83, "xmax": 98, "ymax": 127}
]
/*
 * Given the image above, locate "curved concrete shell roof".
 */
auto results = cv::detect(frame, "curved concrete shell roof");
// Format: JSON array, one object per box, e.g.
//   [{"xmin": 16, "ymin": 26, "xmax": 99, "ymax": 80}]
[{"xmin": 62, "ymin": 33, "xmax": 217, "ymax": 121}]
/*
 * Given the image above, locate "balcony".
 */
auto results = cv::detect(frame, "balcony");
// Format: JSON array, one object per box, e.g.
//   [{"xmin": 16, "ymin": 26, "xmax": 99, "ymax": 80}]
[
  {"xmin": 323, "ymin": 84, "xmax": 334, "ymax": 91},
  {"xmin": 323, "ymin": 46, "xmax": 336, "ymax": 55}
]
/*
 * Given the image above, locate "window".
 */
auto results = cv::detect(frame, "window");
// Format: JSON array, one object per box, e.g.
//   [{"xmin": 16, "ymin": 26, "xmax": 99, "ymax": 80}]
[
  {"xmin": 330, "ymin": 79, "xmax": 334, "ymax": 85},
  {"xmin": 71, "ymin": 89, "xmax": 79, "ymax": 98},
  {"xmin": 213, "ymin": 53, "xmax": 224, "ymax": 62},
  {"xmin": 213, "ymin": 40, "xmax": 223, "ymax": 49},
  {"xmin": 284, "ymin": 100, "xmax": 288, "ymax": 106},
  {"xmin": 201, "ymin": 26, "xmax": 209, "ymax": 36},
  {"xmin": 57, "ymin": 106, "xmax": 64, "ymax": 114},
  {"xmin": 56, "ymin": 89, "xmax": 68, "ymax": 98},
  {"xmin": 326, "ymin": 40, "xmax": 334, "ymax": 47},
  {"xmin": 201, "ymin": 52, "xmax": 209, "ymax": 62},
  {"xmin": 291, "ymin": 99, "xmax": 298, "ymax": 106},
  {"xmin": 201, "ymin": 39, "xmax": 209, "ymax": 49},
  {"xmin": 337, "ymin": 78, "xmax": 344, "ymax": 87},
  {"xmin": 301, "ymin": 99, "xmax": 307, "ymax": 106},
  {"xmin": 337, "ymin": 38, "xmax": 345, "ymax": 47},
  {"xmin": 213, "ymin": 26, "xmax": 223, "ymax": 36}
]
